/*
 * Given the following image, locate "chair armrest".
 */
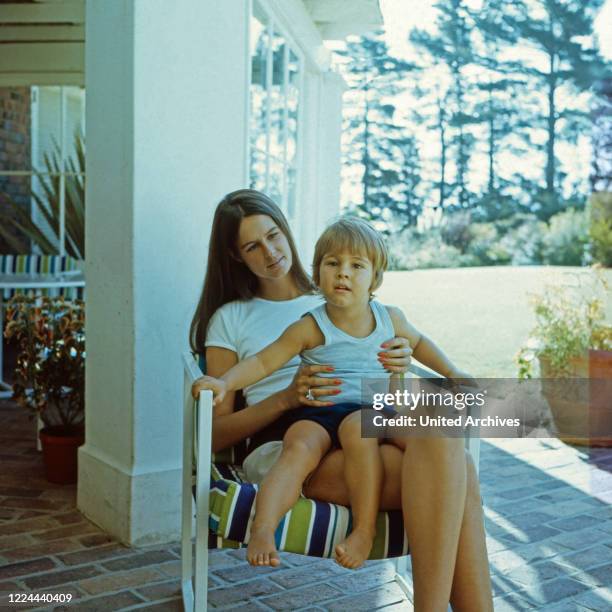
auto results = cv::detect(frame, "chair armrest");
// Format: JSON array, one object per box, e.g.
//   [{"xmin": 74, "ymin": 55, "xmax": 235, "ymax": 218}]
[{"xmin": 181, "ymin": 351, "xmax": 212, "ymax": 612}]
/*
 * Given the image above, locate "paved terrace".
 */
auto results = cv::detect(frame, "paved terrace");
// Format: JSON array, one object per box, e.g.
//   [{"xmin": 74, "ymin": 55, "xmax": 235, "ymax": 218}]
[{"xmin": 0, "ymin": 399, "xmax": 611, "ymax": 611}]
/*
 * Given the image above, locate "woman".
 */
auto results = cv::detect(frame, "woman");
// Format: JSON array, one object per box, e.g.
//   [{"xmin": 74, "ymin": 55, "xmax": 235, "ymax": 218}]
[{"xmin": 190, "ymin": 189, "xmax": 493, "ymax": 612}]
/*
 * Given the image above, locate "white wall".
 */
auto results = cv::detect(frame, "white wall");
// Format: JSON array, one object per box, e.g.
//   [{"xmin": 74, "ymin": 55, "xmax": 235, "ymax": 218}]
[
  {"xmin": 79, "ymin": 0, "xmax": 249, "ymax": 544},
  {"xmin": 297, "ymin": 69, "xmax": 345, "ymax": 269},
  {"xmin": 79, "ymin": 0, "xmax": 344, "ymax": 544}
]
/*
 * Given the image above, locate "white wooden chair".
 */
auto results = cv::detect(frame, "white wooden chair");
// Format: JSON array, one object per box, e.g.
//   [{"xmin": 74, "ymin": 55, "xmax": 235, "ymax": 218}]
[{"xmin": 181, "ymin": 351, "xmax": 481, "ymax": 611}]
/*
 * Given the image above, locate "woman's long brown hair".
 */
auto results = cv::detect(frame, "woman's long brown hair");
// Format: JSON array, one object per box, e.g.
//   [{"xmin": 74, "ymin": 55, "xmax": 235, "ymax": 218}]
[{"xmin": 189, "ymin": 189, "xmax": 315, "ymax": 353}]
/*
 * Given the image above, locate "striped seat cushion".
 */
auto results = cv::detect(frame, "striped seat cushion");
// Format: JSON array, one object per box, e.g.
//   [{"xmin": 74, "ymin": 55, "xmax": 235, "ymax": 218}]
[
  {"xmin": 0, "ymin": 254, "xmax": 84, "ymax": 300},
  {"xmin": 208, "ymin": 462, "xmax": 409, "ymax": 559}
]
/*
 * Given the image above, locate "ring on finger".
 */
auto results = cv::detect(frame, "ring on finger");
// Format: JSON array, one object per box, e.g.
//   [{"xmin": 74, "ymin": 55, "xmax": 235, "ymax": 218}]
[{"xmin": 305, "ymin": 388, "xmax": 315, "ymax": 401}]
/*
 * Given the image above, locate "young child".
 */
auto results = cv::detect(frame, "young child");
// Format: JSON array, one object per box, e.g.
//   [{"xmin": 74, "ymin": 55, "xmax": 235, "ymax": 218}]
[{"xmin": 193, "ymin": 217, "xmax": 470, "ymax": 569}]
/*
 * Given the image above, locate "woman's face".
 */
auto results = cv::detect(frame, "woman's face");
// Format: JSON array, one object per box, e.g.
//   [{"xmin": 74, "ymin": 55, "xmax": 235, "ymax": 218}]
[{"xmin": 236, "ymin": 215, "xmax": 293, "ymax": 281}]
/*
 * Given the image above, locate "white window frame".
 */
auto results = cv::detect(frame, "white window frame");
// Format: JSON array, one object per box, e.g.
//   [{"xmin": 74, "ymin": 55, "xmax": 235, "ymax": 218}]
[{"xmin": 247, "ymin": 0, "xmax": 305, "ymax": 223}]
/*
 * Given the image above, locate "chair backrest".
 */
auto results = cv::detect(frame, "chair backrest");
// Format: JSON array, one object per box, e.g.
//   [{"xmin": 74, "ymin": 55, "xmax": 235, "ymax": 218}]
[{"xmin": 0, "ymin": 254, "xmax": 84, "ymax": 299}]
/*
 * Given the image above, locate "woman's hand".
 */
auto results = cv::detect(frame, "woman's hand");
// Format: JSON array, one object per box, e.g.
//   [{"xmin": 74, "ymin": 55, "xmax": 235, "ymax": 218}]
[
  {"xmin": 191, "ymin": 375, "xmax": 228, "ymax": 406},
  {"xmin": 378, "ymin": 337, "xmax": 413, "ymax": 373},
  {"xmin": 285, "ymin": 364, "xmax": 342, "ymax": 408}
]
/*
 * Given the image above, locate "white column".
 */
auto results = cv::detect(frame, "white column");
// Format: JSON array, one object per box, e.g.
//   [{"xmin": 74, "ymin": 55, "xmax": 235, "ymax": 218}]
[
  {"xmin": 79, "ymin": 0, "xmax": 249, "ymax": 545},
  {"xmin": 317, "ymin": 71, "xmax": 345, "ymax": 222},
  {"xmin": 297, "ymin": 69, "xmax": 345, "ymax": 266}
]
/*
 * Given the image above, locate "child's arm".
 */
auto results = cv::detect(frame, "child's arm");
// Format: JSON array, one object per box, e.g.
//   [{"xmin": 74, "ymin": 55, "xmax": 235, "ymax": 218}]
[
  {"xmin": 224, "ymin": 317, "xmax": 313, "ymax": 390},
  {"xmin": 192, "ymin": 317, "xmax": 318, "ymax": 404},
  {"xmin": 386, "ymin": 306, "xmax": 463, "ymax": 378}
]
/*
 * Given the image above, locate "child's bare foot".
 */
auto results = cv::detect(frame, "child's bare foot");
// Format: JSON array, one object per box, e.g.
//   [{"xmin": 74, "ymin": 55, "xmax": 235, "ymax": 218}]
[
  {"xmin": 247, "ymin": 525, "xmax": 280, "ymax": 567},
  {"xmin": 335, "ymin": 529, "xmax": 374, "ymax": 569}
]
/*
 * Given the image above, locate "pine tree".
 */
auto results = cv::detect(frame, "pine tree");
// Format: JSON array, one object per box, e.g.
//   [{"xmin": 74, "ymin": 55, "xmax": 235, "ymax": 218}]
[
  {"xmin": 476, "ymin": 0, "xmax": 609, "ymax": 219},
  {"xmin": 469, "ymin": 22, "xmax": 530, "ymax": 221},
  {"xmin": 591, "ymin": 77, "xmax": 612, "ymax": 192},
  {"xmin": 339, "ymin": 32, "xmax": 420, "ymax": 227},
  {"xmin": 391, "ymin": 131, "xmax": 423, "ymax": 229},
  {"xmin": 411, "ymin": 0, "xmax": 477, "ymax": 213}
]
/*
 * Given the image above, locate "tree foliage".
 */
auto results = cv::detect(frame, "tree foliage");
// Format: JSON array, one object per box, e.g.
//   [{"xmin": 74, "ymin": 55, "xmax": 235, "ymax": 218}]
[
  {"xmin": 339, "ymin": 32, "xmax": 423, "ymax": 228},
  {"xmin": 339, "ymin": 0, "xmax": 609, "ymax": 237}
]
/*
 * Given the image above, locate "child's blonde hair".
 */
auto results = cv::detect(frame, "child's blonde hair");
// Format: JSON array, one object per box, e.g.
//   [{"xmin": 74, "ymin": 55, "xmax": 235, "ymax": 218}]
[{"xmin": 312, "ymin": 217, "xmax": 388, "ymax": 291}]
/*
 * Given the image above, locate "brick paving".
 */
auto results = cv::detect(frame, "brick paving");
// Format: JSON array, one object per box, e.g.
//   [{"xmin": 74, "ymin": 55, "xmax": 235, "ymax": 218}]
[{"xmin": 0, "ymin": 398, "xmax": 611, "ymax": 611}]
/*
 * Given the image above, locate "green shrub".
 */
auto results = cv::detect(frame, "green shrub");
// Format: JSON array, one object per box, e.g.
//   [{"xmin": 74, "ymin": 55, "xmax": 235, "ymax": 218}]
[
  {"xmin": 590, "ymin": 192, "xmax": 612, "ymax": 267},
  {"xmin": 388, "ymin": 207, "xmax": 591, "ymax": 269},
  {"xmin": 498, "ymin": 215, "xmax": 546, "ymax": 265},
  {"xmin": 466, "ymin": 223, "xmax": 512, "ymax": 265},
  {"xmin": 542, "ymin": 208, "xmax": 588, "ymax": 266},
  {"xmin": 440, "ymin": 211, "xmax": 472, "ymax": 252},
  {"xmin": 388, "ymin": 230, "xmax": 475, "ymax": 270}
]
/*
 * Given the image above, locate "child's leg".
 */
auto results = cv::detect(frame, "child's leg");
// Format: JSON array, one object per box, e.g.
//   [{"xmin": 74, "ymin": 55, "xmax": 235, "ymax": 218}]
[
  {"xmin": 248, "ymin": 420, "xmax": 331, "ymax": 567},
  {"xmin": 335, "ymin": 410, "xmax": 383, "ymax": 569}
]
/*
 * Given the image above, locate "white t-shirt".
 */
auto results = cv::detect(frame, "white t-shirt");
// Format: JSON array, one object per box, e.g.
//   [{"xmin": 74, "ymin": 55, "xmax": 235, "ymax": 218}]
[{"xmin": 205, "ymin": 294, "xmax": 323, "ymax": 406}]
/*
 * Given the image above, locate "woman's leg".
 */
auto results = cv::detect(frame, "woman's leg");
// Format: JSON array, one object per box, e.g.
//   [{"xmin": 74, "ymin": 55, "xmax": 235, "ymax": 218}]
[
  {"xmin": 306, "ymin": 442, "xmax": 492, "ymax": 610},
  {"xmin": 449, "ymin": 452, "xmax": 493, "ymax": 612},
  {"xmin": 248, "ymin": 420, "xmax": 331, "ymax": 566},
  {"xmin": 334, "ymin": 411, "xmax": 383, "ymax": 569},
  {"xmin": 390, "ymin": 437, "xmax": 492, "ymax": 610},
  {"xmin": 400, "ymin": 436, "xmax": 466, "ymax": 612}
]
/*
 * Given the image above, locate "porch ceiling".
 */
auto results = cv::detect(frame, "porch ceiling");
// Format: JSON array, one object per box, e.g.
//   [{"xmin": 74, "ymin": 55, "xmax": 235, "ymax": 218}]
[
  {"xmin": 0, "ymin": 0, "xmax": 84, "ymax": 87},
  {"xmin": 303, "ymin": 0, "xmax": 383, "ymax": 40},
  {"xmin": 0, "ymin": 0, "xmax": 384, "ymax": 88}
]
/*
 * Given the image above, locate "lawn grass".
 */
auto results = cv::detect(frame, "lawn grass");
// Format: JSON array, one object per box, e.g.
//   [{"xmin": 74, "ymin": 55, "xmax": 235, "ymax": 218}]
[{"xmin": 377, "ymin": 266, "xmax": 611, "ymax": 378}]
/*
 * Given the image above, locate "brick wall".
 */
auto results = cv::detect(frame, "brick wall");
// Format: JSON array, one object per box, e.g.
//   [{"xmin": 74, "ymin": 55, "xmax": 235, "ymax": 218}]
[{"xmin": 0, "ymin": 87, "xmax": 31, "ymax": 253}]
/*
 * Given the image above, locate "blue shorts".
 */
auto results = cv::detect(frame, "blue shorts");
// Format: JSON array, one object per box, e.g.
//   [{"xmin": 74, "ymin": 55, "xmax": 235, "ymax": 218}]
[{"xmin": 248, "ymin": 402, "xmax": 396, "ymax": 450}]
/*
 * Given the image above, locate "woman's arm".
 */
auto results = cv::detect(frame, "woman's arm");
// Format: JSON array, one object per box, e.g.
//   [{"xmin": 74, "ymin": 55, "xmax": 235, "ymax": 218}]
[
  {"xmin": 205, "ymin": 346, "xmax": 297, "ymax": 453},
  {"xmin": 204, "ymin": 315, "xmax": 324, "ymax": 451},
  {"xmin": 222, "ymin": 318, "xmax": 312, "ymax": 392},
  {"xmin": 194, "ymin": 317, "xmax": 321, "ymax": 404}
]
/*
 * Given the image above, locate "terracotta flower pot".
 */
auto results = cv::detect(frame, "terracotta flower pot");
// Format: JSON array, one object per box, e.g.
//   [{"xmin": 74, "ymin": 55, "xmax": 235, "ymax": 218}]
[
  {"xmin": 540, "ymin": 351, "xmax": 612, "ymax": 447},
  {"xmin": 588, "ymin": 350, "xmax": 612, "ymax": 447},
  {"xmin": 590, "ymin": 349, "xmax": 612, "ymax": 377},
  {"xmin": 39, "ymin": 427, "xmax": 85, "ymax": 484}
]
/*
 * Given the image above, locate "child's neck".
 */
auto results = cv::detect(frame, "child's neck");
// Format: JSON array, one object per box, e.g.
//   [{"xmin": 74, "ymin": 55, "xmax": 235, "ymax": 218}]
[{"xmin": 324, "ymin": 301, "xmax": 375, "ymax": 338}]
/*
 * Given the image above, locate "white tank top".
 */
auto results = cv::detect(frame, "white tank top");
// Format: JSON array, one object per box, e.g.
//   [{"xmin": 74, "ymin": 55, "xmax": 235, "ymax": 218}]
[{"xmin": 301, "ymin": 300, "xmax": 394, "ymax": 404}]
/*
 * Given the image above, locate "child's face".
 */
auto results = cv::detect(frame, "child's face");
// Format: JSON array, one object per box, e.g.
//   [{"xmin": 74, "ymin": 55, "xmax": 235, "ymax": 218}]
[{"xmin": 318, "ymin": 251, "xmax": 375, "ymax": 308}]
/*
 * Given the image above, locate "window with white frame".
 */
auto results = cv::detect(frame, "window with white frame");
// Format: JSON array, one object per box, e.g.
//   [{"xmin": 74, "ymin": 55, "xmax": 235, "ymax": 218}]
[
  {"xmin": 0, "ymin": 86, "xmax": 85, "ymax": 258},
  {"xmin": 249, "ymin": 1, "xmax": 302, "ymax": 219},
  {"xmin": 31, "ymin": 86, "xmax": 86, "ymax": 259}
]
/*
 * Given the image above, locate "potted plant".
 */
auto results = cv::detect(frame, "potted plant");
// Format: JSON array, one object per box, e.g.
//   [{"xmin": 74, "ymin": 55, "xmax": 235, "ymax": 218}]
[
  {"xmin": 517, "ymin": 268, "xmax": 612, "ymax": 446},
  {"xmin": 4, "ymin": 294, "xmax": 85, "ymax": 483}
]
